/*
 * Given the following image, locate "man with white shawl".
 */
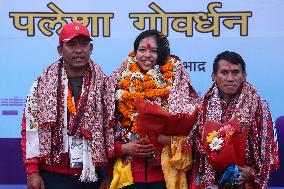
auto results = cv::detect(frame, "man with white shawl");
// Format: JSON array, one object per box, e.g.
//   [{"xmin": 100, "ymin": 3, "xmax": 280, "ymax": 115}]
[{"xmin": 21, "ymin": 22, "xmax": 113, "ymax": 189}]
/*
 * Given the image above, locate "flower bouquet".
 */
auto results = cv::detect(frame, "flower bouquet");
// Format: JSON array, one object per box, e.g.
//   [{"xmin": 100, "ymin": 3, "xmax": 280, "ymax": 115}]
[
  {"xmin": 203, "ymin": 118, "xmax": 247, "ymax": 172},
  {"xmin": 135, "ymin": 99, "xmax": 197, "ymax": 136},
  {"xmin": 134, "ymin": 99, "xmax": 197, "ymax": 166}
]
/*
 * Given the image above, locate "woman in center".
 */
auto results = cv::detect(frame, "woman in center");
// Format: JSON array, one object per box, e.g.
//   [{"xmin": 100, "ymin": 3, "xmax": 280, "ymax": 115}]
[{"xmin": 105, "ymin": 30, "xmax": 198, "ymax": 189}]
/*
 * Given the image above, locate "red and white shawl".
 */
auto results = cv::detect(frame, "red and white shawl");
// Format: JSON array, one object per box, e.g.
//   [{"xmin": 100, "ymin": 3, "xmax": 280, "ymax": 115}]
[
  {"xmin": 193, "ymin": 82, "xmax": 279, "ymax": 189},
  {"xmin": 23, "ymin": 59, "xmax": 114, "ymax": 181},
  {"xmin": 104, "ymin": 53, "xmax": 198, "ymax": 143}
]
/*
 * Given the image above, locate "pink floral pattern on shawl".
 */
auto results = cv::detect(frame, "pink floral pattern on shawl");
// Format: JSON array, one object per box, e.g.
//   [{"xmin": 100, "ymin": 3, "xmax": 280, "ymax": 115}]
[
  {"xmin": 193, "ymin": 82, "xmax": 279, "ymax": 189},
  {"xmin": 27, "ymin": 59, "xmax": 113, "ymax": 165},
  {"xmin": 104, "ymin": 54, "xmax": 198, "ymax": 141}
]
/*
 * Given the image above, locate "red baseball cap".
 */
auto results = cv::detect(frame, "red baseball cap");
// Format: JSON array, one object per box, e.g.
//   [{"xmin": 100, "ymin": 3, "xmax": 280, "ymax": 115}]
[{"xmin": 59, "ymin": 22, "xmax": 92, "ymax": 43}]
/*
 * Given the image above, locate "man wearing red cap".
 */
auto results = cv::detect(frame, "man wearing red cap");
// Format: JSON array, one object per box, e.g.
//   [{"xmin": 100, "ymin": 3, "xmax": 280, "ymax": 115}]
[{"xmin": 21, "ymin": 22, "xmax": 113, "ymax": 189}]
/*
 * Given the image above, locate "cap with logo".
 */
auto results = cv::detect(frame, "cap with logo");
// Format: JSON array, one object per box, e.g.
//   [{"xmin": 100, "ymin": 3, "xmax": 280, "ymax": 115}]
[{"xmin": 59, "ymin": 22, "xmax": 92, "ymax": 44}]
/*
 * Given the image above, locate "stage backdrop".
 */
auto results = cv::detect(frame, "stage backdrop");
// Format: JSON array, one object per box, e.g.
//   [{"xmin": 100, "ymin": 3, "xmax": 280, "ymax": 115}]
[{"xmin": 0, "ymin": 0, "xmax": 283, "ymax": 186}]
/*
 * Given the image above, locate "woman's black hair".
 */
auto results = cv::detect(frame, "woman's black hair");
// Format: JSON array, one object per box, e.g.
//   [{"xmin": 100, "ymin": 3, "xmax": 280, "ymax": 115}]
[{"xmin": 134, "ymin": 30, "xmax": 170, "ymax": 66}]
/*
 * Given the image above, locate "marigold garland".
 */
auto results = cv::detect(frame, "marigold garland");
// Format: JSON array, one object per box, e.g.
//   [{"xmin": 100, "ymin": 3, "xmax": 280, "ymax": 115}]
[
  {"xmin": 67, "ymin": 85, "xmax": 76, "ymax": 115},
  {"xmin": 116, "ymin": 50, "xmax": 176, "ymax": 134}
]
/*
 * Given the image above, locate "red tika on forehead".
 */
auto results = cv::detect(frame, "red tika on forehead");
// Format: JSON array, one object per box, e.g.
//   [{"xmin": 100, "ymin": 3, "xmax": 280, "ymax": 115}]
[
  {"xmin": 145, "ymin": 38, "xmax": 155, "ymax": 50},
  {"xmin": 227, "ymin": 64, "xmax": 233, "ymax": 69}
]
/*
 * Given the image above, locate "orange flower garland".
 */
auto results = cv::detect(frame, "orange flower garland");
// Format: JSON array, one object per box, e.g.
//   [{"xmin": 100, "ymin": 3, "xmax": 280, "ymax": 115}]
[
  {"xmin": 116, "ymin": 51, "xmax": 176, "ymax": 134},
  {"xmin": 67, "ymin": 86, "xmax": 76, "ymax": 115}
]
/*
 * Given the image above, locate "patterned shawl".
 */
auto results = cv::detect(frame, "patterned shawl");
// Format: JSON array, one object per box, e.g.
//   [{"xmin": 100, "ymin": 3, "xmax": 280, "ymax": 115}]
[
  {"xmin": 193, "ymin": 82, "xmax": 279, "ymax": 189},
  {"xmin": 24, "ymin": 59, "xmax": 113, "ymax": 166},
  {"xmin": 105, "ymin": 53, "xmax": 198, "ymax": 142}
]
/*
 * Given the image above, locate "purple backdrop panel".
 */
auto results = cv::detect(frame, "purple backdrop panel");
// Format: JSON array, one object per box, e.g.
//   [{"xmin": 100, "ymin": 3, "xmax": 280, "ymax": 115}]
[
  {"xmin": 269, "ymin": 116, "xmax": 284, "ymax": 186},
  {"xmin": 0, "ymin": 121, "xmax": 282, "ymax": 185},
  {"xmin": 0, "ymin": 138, "xmax": 25, "ymax": 184},
  {"xmin": 2, "ymin": 110, "xmax": 18, "ymax": 115}
]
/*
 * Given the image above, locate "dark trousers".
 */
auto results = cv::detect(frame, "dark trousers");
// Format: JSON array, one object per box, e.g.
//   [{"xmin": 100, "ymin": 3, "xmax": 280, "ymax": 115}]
[
  {"xmin": 40, "ymin": 169, "xmax": 102, "ymax": 189},
  {"xmin": 122, "ymin": 181, "xmax": 166, "ymax": 189}
]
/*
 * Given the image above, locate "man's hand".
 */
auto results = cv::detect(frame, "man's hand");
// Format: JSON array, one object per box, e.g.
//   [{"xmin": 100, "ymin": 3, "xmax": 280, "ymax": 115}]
[
  {"xmin": 121, "ymin": 140, "xmax": 154, "ymax": 157},
  {"xmin": 27, "ymin": 173, "xmax": 45, "ymax": 189},
  {"xmin": 238, "ymin": 166, "xmax": 255, "ymax": 184}
]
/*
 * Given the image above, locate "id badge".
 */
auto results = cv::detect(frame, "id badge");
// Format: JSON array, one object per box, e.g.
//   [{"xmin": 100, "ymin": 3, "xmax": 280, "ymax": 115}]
[{"xmin": 69, "ymin": 136, "xmax": 83, "ymax": 168}]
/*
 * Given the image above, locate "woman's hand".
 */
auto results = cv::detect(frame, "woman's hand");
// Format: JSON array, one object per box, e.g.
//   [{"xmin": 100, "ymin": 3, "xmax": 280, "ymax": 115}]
[
  {"xmin": 121, "ymin": 140, "xmax": 154, "ymax": 157},
  {"xmin": 157, "ymin": 134, "xmax": 171, "ymax": 145}
]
